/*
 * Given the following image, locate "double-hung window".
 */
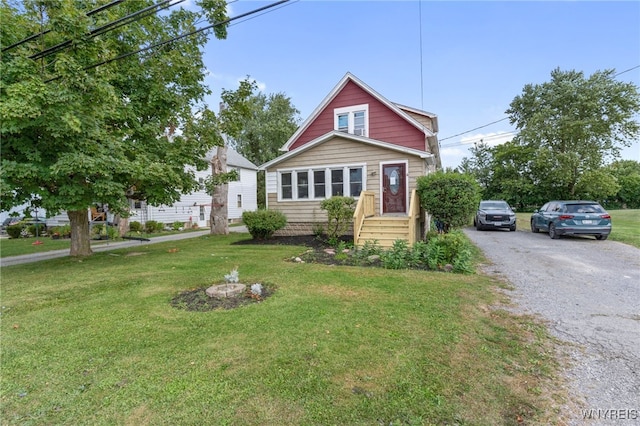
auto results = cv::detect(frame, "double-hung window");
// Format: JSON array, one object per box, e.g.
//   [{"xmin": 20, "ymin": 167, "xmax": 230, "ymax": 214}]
[{"xmin": 334, "ymin": 104, "xmax": 369, "ymax": 137}]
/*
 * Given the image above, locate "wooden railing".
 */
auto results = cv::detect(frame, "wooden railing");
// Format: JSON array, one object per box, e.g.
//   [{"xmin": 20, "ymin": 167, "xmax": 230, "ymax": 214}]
[
  {"xmin": 407, "ymin": 189, "xmax": 420, "ymax": 246},
  {"xmin": 353, "ymin": 191, "xmax": 376, "ymax": 246}
]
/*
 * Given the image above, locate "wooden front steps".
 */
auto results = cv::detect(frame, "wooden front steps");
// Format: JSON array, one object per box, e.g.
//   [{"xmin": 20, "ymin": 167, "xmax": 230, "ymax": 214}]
[{"xmin": 356, "ymin": 216, "xmax": 411, "ymax": 248}]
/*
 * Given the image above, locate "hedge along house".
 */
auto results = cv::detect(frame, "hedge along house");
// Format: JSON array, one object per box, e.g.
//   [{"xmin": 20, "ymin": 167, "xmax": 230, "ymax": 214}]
[{"xmin": 259, "ymin": 72, "xmax": 441, "ymax": 247}]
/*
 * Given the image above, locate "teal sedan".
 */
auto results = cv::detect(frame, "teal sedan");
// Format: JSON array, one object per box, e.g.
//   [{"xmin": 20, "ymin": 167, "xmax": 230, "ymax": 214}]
[{"xmin": 530, "ymin": 200, "xmax": 612, "ymax": 240}]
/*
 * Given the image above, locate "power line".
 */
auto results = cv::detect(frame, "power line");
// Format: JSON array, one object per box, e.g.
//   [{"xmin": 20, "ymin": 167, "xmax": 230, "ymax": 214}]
[
  {"xmin": 438, "ymin": 64, "xmax": 640, "ymax": 145},
  {"xmin": 31, "ymin": 0, "xmax": 185, "ymax": 61},
  {"xmin": 44, "ymin": 0, "xmax": 292, "ymax": 83},
  {"xmin": 2, "ymin": 0, "xmax": 125, "ymax": 52}
]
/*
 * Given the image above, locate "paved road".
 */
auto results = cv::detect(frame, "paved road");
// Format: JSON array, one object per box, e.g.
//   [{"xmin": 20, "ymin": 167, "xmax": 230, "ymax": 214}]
[
  {"xmin": 463, "ymin": 227, "xmax": 640, "ymax": 424},
  {"xmin": 0, "ymin": 227, "xmax": 248, "ymax": 267}
]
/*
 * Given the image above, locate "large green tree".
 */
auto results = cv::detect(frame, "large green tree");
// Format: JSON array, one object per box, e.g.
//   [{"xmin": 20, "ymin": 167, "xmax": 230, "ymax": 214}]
[
  {"xmin": 229, "ymin": 92, "xmax": 300, "ymax": 207},
  {"xmin": 1, "ymin": 0, "xmax": 229, "ymax": 256},
  {"xmin": 505, "ymin": 68, "xmax": 640, "ymax": 201},
  {"xmin": 605, "ymin": 160, "xmax": 640, "ymax": 208}
]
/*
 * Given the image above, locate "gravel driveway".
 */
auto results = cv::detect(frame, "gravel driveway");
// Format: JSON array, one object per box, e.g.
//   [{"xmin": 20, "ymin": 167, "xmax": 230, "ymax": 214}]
[{"xmin": 463, "ymin": 227, "xmax": 640, "ymax": 425}]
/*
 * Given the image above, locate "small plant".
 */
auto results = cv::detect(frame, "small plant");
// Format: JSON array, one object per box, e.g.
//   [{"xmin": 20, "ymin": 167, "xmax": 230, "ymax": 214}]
[
  {"xmin": 320, "ymin": 196, "xmax": 356, "ymax": 243},
  {"xmin": 250, "ymin": 283, "xmax": 263, "ymax": 296},
  {"xmin": 381, "ymin": 239, "xmax": 411, "ymax": 269},
  {"xmin": 242, "ymin": 209, "xmax": 287, "ymax": 240},
  {"xmin": 129, "ymin": 221, "xmax": 142, "ymax": 232},
  {"xmin": 145, "ymin": 220, "xmax": 163, "ymax": 233},
  {"xmin": 6, "ymin": 224, "xmax": 23, "ymax": 239},
  {"xmin": 224, "ymin": 268, "xmax": 239, "ymax": 284},
  {"xmin": 171, "ymin": 221, "xmax": 183, "ymax": 231}
]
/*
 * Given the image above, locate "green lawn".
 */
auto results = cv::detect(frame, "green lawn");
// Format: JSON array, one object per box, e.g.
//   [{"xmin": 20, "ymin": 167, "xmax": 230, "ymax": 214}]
[
  {"xmin": 515, "ymin": 209, "xmax": 639, "ymax": 248},
  {"xmin": 0, "ymin": 234, "xmax": 564, "ymax": 425}
]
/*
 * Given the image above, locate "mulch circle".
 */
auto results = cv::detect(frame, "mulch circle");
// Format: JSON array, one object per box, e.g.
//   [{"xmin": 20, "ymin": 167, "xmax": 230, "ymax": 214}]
[{"xmin": 171, "ymin": 284, "xmax": 276, "ymax": 312}]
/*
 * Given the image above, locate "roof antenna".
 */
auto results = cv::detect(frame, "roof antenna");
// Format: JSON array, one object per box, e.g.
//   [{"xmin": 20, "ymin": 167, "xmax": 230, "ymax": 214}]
[{"xmin": 418, "ymin": 0, "xmax": 424, "ymax": 110}]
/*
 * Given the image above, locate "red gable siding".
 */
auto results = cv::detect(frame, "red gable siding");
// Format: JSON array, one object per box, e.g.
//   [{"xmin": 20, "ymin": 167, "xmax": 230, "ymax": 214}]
[{"xmin": 289, "ymin": 80, "xmax": 425, "ymax": 151}]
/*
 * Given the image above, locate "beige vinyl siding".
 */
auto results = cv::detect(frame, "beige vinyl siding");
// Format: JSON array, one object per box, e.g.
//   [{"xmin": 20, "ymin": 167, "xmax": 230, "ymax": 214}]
[
  {"xmin": 402, "ymin": 111, "xmax": 435, "ymax": 134},
  {"xmin": 266, "ymin": 136, "xmax": 427, "ymax": 221}
]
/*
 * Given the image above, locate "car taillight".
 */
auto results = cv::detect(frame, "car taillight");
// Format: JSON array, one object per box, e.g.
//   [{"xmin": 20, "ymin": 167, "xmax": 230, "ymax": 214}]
[
  {"xmin": 600, "ymin": 214, "xmax": 611, "ymax": 219},
  {"xmin": 559, "ymin": 215, "xmax": 574, "ymax": 219}
]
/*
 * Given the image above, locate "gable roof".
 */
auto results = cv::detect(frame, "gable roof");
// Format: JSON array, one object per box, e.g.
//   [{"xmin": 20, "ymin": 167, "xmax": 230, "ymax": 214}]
[
  {"xmin": 259, "ymin": 131, "xmax": 435, "ymax": 171},
  {"xmin": 280, "ymin": 72, "xmax": 437, "ymax": 152},
  {"xmin": 206, "ymin": 147, "xmax": 258, "ymax": 170}
]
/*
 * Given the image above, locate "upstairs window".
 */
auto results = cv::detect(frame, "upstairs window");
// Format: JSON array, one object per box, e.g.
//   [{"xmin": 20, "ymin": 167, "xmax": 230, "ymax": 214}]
[{"xmin": 334, "ymin": 104, "xmax": 369, "ymax": 137}]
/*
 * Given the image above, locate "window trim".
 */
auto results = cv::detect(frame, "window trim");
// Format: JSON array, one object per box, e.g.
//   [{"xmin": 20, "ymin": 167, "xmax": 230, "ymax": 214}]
[{"xmin": 333, "ymin": 104, "xmax": 369, "ymax": 137}]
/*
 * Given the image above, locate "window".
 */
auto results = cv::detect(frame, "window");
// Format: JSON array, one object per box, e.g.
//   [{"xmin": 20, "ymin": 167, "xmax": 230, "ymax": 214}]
[
  {"xmin": 133, "ymin": 200, "xmax": 142, "ymax": 209},
  {"xmin": 297, "ymin": 171, "xmax": 309, "ymax": 199},
  {"xmin": 331, "ymin": 169, "xmax": 344, "ymax": 196},
  {"xmin": 199, "ymin": 206, "xmax": 205, "ymax": 221},
  {"xmin": 281, "ymin": 172, "xmax": 292, "ymax": 199},
  {"xmin": 237, "ymin": 194, "xmax": 242, "ymax": 208},
  {"xmin": 278, "ymin": 165, "xmax": 365, "ymax": 201},
  {"xmin": 313, "ymin": 170, "xmax": 326, "ymax": 198},
  {"xmin": 337, "ymin": 114, "xmax": 348, "ymax": 132},
  {"xmin": 334, "ymin": 104, "xmax": 369, "ymax": 136},
  {"xmin": 349, "ymin": 167, "xmax": 363, "ymax": 197}
]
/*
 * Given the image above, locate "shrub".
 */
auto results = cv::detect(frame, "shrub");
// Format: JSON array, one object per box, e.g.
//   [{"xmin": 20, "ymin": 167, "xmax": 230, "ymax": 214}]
[
  {"xmin": 27, "ymin": 224, "xmax": 45, "ymax": 237},
  {"xmin": 144, "ymin": 220, "xmax": 162, "ymax": 233},
  {"xmin": 425, "ymin": 230, "xmax": 474, "ymax": 273},
  {"xmin": 6, "ymin": 224, "xmax": 23, "ymax": 239},
  {"xmin": 171, "ymin": 221, "xmax": 183, "ymax": 231},
  {"xmin": 242, "ymin": 209, "xmax": 287, "ymax": 240},
  {"xmin": 320, "ymin": 196, "xmax": 356, "ymax": 246},
  {"xmin": 129, "ymin": 221, "xmax": 142, "ymax": 232},
  {"xmin": 416, "ymin": 171, "xmax": 481, "ymax": 232},
  {"xmin": 381, "ymin": 239, "xmax": 411, "ymax": 269}
]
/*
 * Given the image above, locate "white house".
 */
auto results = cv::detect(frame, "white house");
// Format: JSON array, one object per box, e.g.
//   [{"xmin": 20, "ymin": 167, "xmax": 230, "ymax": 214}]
[{"xmin": 37, "ymin": 147, "xmax": 258, "ymax": 229}]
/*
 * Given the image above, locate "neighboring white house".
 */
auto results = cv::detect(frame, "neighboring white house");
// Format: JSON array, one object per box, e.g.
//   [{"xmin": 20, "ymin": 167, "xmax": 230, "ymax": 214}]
[
  {"xmin": 127, "ymin": 147, "xmax": 258, "ymax": 228},
  {"xmin": 28, "ymin": 147, "xmax": 258, "ymax": 229}
]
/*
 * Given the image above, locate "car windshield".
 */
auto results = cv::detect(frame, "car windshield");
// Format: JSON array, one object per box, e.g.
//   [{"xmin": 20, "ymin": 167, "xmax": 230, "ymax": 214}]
[
  {"xmin": 565, "ymin": 204, "xmax": 604, "ymax": 214},
  {"xmin": 480, "ymin": 202, "xmax": 509, "ymax": 210}
]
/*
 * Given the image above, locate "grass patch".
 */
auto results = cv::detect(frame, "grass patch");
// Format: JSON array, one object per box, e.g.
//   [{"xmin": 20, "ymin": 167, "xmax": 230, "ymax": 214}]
[
  {"xmin": 1, "ymin": 233, "xmax": 566, "ymax": 425},
  {"xmin": 516, "ymin": 209, "xmax": 639, "ymax": 248}
]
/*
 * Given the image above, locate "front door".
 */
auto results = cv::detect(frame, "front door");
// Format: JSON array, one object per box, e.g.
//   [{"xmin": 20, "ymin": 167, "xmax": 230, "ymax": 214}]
[{"xmin": 382, "ymin": 163, "xmax": 406, "ymax": 214}]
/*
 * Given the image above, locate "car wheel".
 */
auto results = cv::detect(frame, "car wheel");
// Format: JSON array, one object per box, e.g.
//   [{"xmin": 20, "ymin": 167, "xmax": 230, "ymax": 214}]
[
  {"xmin": 530, "ymin": 220, "xmax": 539, "ymax": 233},
  {"xmin": 510, "ymin": 224, "xmax": 516, "ymax": 232},
  {"xmin": 476, "ymin": 221, "xmax": 483, "ymax": 231},
  {"xmin": 549, "ymin": 223, "xmax": 560, "ymax": 239},
  {"xmin": 595, "ymin": 234, "xmax": 608, "ymax": 241}
]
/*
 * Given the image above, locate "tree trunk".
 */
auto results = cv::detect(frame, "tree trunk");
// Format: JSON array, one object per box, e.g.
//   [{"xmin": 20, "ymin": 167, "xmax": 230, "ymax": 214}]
[
  {"xmin": 68, "ymin": 209, "xmax": 92, "ymax": 256},
  {"xmin": 117, "ymin": 214, "xmax": 128, "ymax": 237},
  {"xmin": 210, "ymin": 145, "xmax": 229, "ymax": 235}
]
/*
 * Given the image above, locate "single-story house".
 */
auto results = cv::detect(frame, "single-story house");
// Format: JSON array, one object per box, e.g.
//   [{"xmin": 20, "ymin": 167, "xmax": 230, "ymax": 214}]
[{"xmin": 259, "ymin": 72, "xmax": 441, "ymax": 247}]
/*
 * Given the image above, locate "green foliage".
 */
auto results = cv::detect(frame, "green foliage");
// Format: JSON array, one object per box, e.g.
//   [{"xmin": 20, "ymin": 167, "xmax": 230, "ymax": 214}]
[
  {"xmin": 320, "ymin": 196, "xmax": 356, "ymax": 244},
  {"xmin": 461, "ymin": 69, "xmax": 640, "ymax": 207},
  {"xmin": 416, "ymin": 171, "xmax": 481, "ymax": 231},
  {"xmin": 605, "ymin": 160, "xmax": 640, "ymax": 209},
  {"xmin": 229, "ymin": 92, "xmax": 301, "ymax": 208},
  {"xmin": 242, "ymin": 209, "xmax": 287, "ymax": 240},
  {"xmin": 6, "ymin": 224, "xmax": 23, "ymax": 239},
  {"xmin": 425, "ymin": 231, "xmax": 474, "ymax": 273},
  {"xmin": 381, "ymin": 239, "xmax": 411, "ymax": 269},
  {"xmin": 129, "ymin": 221, "xmax": 142, "ymax": 233},
  {"xmin": 0, "ymin": 0, "xmax": 231, "ymax": 256},
  {"xmin": 144, "ymin": 220, "xmax": 164, "ymax": 234},
  {"xmin": 171, "ymin": 221, "xmax": 184, "ymax": 231}
]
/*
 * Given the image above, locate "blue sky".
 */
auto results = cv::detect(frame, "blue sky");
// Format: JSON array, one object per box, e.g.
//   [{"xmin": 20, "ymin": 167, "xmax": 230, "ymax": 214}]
[{"xmin": 192, "ymin": 0, "xmax": 640, "ymax": 169}]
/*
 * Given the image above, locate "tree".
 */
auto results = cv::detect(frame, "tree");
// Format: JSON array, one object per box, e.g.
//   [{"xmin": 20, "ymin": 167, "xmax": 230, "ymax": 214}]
[
  {"xmin": 605, "ymin": 160, "xmax": 640, "ymax": 208},
  {"xmin": 416, "ymin": 171, "xmax": 481, "ymax": 233},
  {"xmin": 1, "ymin": 0, "xmax": 229, "ymax": 256},
  {"xmin": 205, "ymin": 79, "xmax": 257, "ymax": 235},
  {"xmin": 229, "ymin": 92, "xmax": 300, "ymax": 207},
  {"xmin": 506, "ymin": 68, "xmax": 640, "ymax": 200}
]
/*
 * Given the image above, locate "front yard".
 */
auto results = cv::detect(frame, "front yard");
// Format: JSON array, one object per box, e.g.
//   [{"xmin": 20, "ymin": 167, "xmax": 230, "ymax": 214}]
[{"xmin": 0, "ymin": 233, "xmax": 565, "ymax": 425}]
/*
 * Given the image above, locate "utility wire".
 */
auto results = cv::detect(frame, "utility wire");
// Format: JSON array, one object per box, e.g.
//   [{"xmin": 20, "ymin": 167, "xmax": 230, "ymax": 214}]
[
  {"xmin": 31, "ymin": 0, "xmax": 185, "ymax": 61},
  {"xmin": 45, "ymin": 0, "xmax": 291, "ymax": 83},
  {"xmin": 438, "ymin": 64, "xmax": 640, "ymax": 145},
  {"xmin": 2, "ymin": 0, "xmax": 125, "ymax": 52}
]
